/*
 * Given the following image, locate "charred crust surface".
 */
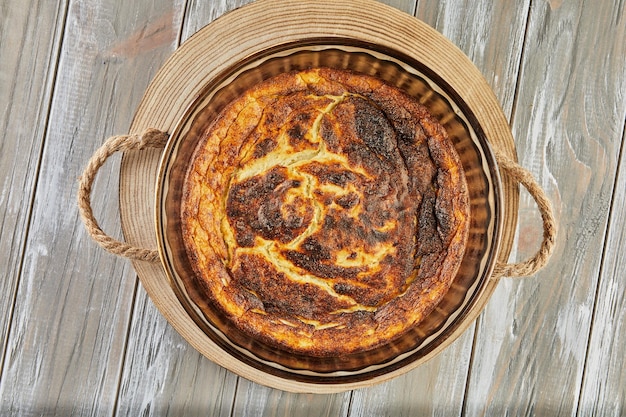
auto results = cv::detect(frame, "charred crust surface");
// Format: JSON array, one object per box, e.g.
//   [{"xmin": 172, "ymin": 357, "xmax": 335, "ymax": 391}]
[{"xmin": 181, "ymin": 68, "xmax": 470, "ymax": 356}]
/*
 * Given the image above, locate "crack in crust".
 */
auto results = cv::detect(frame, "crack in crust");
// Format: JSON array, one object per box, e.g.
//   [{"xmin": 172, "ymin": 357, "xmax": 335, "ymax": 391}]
[{"xmin": 181, "ymin": 68, "xmax": 469, "ymax": 356}]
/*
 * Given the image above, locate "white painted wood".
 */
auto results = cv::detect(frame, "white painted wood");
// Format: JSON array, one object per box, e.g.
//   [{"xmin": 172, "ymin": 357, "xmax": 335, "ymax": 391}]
[
  {"xmin": 231, "ymin": 380, "xmax": 351, "ymax": 417},
  {"xmin": 378, "ymin": 0, "xmax": 416, "ymax": 14},
  {"xmin": 348, "ymin": 328, "xmax": 475, "ymax": 417},
  {"xmin": 182, "ymin": 0, "xmax": 256, "ymax": 41},
  {"xmin": 114, "ymin": 290, "xmax": 239, "ymax": 416},
  {"xmin": 0, "ymin": 0, "xmax": 67, "ymax": 378},
  {"xmin": 464, "ymin": 0, "xmax": 626, "ymax": 415},
  {"xmin": 578, "ymin": 133, "xmax": 626, "ymax": 415},
  {"xmin": 0, "ymin": 0, "xmax": 185, "ymax": 414},
  {"xmin": 415, "ymin": 0, "xmax": 531, "ymax": 117}
]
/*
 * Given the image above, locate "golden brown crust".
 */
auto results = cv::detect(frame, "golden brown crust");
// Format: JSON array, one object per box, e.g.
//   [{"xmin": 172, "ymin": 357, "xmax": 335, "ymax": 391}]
[{"xmin": 181, "ymin": 68, "xmax": 469, "ymax": 356}]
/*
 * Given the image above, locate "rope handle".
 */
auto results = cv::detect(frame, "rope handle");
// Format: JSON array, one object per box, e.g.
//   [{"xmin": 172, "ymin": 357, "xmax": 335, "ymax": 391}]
[
  {"xmin": 78, "ymin": 128, "xmax": 168, "ymax": 263},
  {"xmin": 78, "ymin": 129, "xmax": 556, "ymax": 276},
  {"xmin": 492, "ymin": 148, "xmax": 557, "ymax": 278}
]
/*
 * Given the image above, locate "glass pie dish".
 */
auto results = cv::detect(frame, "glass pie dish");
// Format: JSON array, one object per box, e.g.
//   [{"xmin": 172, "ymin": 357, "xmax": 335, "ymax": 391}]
[{"xmin": 155, "ymin": 40, "xmax": 502, "ymax": 384}]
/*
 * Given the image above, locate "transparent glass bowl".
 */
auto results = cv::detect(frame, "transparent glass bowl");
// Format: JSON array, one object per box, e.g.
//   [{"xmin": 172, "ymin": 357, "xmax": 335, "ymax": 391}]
[{"xmin": 156, "ymin": 39, "xmax": 502, "ymax": 385}]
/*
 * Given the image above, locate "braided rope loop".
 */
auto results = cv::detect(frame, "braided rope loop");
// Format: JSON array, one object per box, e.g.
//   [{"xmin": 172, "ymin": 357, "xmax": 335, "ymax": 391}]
[
  {"xmin": 78, "ymin": 129, "xmax": 168, "ymax": 263},
  {"xmin": 493, "ymin": 148, "xmax": 557, "ymax": 278}
]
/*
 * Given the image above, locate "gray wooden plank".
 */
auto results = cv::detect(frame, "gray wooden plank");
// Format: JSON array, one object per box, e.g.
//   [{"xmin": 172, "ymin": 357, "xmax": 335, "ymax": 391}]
[
  {"xmin": 346, "ymin": 0, "xmax": 531, "ymax": 414},
  {"xmin": 576, "ymin": 7, "xmax": 626, "ymax": 415},
  {"xmin": 231, "ymin": 381, "xmax": 351, "ymax": 417},
  {"xmin": 181, "ymin": 0, "xmax": 255, "ymax": 41},
  {"xmin": 348, "ymin": 329, "xmax": 475, "ymax": 417},
  {"xmin": 464, "ymin": 0, "xmax": 626, "ymax": 415},
  {"xmin": 0, "ymin": 0, "xmax": 186, "ymax": 414},
  {"xmin": 577, "ymin": 130, "xmax": 626, "ymax": 416},
  {"xmin": 110, "ymin": 2, "xmax": 252, "ymax": 416},
  {"xmin": 379, "ymin": 0, "xmax": 416, "ymax": 14},
  {"xmin": 415, "ymin": 0, "xmax": 531, "ymax": 117},
  {"xmin": 0, "ymin": 0, "xmax": 67, "ymax": 384},
  {"xmin": 114, "ymin": 290, "xmax": 239, "ymax": 417}
]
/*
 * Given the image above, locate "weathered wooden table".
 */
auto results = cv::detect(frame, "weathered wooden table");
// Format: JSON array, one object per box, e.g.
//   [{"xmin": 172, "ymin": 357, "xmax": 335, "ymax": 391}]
[{"xmin": 1, "ymin": 0, "xmax": 624, "ymax": 415}]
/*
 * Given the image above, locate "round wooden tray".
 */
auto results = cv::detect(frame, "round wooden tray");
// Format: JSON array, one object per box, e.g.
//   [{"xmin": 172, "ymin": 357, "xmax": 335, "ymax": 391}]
[{"xmin": 119, "ymin": 0, "xmax": 519, "ymax": 393}]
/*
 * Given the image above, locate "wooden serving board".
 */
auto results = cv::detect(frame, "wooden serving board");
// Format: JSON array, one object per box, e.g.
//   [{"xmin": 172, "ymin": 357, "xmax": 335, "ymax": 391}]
[{"xmin": 119, "ymin": 0, "xmax": 518, "ymax": 393}]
